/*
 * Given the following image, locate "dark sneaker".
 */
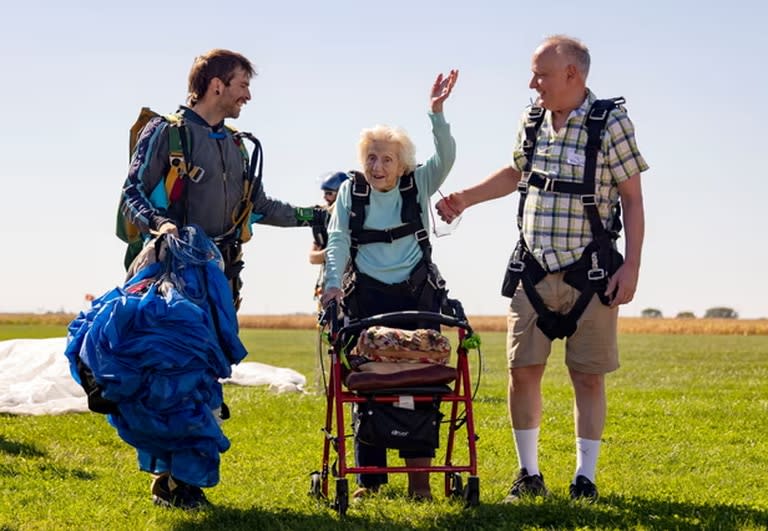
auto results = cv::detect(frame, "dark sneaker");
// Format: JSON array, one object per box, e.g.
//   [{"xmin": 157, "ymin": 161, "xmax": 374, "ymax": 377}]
[
  {"xmin": 502, "ymin": 468, "xmax": 548, "ymax": 503},
  {"xmin": 569, "ymin": 475, "xmax": 599, "ymax": 503},
  {"xmin": 151, "ymin": 474, "xmax": 210, "ymax": 510}
]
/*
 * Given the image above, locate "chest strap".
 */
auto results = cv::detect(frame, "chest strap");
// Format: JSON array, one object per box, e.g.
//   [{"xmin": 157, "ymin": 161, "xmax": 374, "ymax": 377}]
[
  {"xmin": 164, "ymin": 121, "xmax": 262, "ymax": 247},
  {"xmin": 516, "ymin": 97, "xmax": 624, "ymax": 246},
  {"xmin": 348, "ymin": 171, "xmax": 431, "ymax": 263}
]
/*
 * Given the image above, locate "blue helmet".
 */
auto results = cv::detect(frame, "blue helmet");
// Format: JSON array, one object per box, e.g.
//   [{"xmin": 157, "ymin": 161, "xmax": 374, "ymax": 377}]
[{"xmin": 320, "ymin": 171, "xmax": 348, "ymax": 192}]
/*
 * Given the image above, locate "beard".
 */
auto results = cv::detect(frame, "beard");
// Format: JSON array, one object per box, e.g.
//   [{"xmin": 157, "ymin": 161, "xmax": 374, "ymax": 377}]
[{"xmin": 225, "ymin": 104, "xmax": 242, "ymax": 119}]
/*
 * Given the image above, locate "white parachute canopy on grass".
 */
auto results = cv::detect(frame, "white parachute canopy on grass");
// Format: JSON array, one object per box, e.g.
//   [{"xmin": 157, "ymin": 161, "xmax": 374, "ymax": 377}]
[{"xmin": 0, "ymin": 338, "xmax": 306, "ymax": 415}]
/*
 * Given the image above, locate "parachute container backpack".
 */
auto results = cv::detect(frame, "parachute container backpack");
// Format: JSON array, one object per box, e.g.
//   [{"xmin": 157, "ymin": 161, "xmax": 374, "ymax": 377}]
[{"xmin": 117, "ymin": 107, "xmax": 263, "ymax": 270}]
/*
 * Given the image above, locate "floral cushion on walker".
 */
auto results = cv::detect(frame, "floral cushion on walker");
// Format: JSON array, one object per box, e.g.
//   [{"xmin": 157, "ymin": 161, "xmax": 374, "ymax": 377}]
[{"xmin": 352, "ymin": 326, "xmax": 451, "ymax": 365}]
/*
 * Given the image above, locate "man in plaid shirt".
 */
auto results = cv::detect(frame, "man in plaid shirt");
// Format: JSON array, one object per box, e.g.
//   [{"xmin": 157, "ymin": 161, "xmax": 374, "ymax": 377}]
[{"xmin": 437, "ymin": 35, "xmax": 648, "ymax": 502}]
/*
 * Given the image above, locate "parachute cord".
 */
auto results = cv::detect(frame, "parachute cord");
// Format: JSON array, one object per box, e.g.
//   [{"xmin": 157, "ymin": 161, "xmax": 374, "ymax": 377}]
[{"xmin": 162, "ymin": 225, "xmax": 224, "ymax": 305}]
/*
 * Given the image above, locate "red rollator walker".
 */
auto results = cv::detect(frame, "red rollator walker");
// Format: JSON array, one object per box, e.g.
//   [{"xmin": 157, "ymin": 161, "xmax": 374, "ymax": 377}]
[{"xmin": 309, "ymin": 299, "xmax": 481, "ymax": 515}]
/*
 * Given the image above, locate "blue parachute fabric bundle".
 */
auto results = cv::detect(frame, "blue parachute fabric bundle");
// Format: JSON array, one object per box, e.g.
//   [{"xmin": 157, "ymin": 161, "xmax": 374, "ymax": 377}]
[{"xmin": 64, "ymin": 225, "xmax": 248, "ymax": 487}]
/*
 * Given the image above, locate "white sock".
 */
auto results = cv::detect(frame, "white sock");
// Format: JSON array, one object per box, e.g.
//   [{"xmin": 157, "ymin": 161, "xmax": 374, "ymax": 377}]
[
  {"xmin": 513, "ymin": 427, "xmax": 540, "ymax": 476},
  {"xmin": 574, "ymin": 437, "xmax": 600, "ymax": 483}
]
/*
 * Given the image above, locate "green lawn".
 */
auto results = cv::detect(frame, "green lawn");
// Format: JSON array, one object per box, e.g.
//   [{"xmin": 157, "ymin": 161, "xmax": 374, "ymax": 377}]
[{"xmin": 1, "ymin": 325, "xmax": 766, "ymax": 530}]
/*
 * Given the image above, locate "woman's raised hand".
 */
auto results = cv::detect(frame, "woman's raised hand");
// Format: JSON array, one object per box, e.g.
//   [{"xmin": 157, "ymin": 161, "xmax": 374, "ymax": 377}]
[{"xmin": 430, "ymin": 69, "xmax": 459, "ymax": 113}]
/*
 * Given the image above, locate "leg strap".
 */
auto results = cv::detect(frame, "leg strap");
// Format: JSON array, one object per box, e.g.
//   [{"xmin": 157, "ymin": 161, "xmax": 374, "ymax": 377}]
[
  {"xmin": 520, "ymin": 272, "xmax": 595, "ymax": 341},
  {"xmin": 216, "ymin": 240, "xmax": 244, "ymax": 311}
]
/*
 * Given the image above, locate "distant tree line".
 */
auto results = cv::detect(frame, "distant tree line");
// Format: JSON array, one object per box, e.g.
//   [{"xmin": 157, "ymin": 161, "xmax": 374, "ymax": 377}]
[{"xmin": 640, "ymin": 307, "xmax": 739, "ymax": 319}]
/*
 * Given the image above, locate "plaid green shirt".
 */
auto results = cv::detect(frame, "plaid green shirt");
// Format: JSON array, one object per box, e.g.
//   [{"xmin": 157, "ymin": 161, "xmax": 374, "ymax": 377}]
[{"xmin": 511, "ymin": 89, "xmax": 649, "ymax": 272}]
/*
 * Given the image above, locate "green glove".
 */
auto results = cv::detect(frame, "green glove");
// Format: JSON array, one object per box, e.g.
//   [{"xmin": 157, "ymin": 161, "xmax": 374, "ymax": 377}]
[{"xmin": 296, "ymin": 206, "xmax": 328, "ymax": 227}]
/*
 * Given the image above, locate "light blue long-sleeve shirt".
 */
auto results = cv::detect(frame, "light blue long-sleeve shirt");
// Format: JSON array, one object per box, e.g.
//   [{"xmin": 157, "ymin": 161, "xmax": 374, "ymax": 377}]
[{"xmin": 324, "ymin": 112, "xmax": 456, "ymax": 290}]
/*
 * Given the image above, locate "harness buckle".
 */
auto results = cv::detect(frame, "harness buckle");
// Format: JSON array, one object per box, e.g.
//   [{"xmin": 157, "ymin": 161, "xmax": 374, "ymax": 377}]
[
  {"xmin": 581, "ymin": 194, "xmax": 597, "ymax": 206},
  {"xmin": 521, "ymin": 139, "xmax": 534, "ymax": 151},
  {"xmin": 427, "ymin": 272, "xmax": 446, "ymax": 290},
  {"xmin": 543, "ymin": 177, "xmax": 556, "ymax": 193},
  {"xmin": 589, "ymin": 107, "xmax": 609, "ymax": 121},
  {"xmin": 508, "ymin": 260, "xmax": 525, "ymax": 273},
  {"xmin": 527, "ymin": 107, "xmax": 544, "ymax": 120},
  {"xmin": 352, "ymin": 183, "xmax": 369, "ymax": 198},
  {"xmin": 414, "ymin": 228, "xmax": 429, "ymax": 242},
  {"xmin": 587, "ymin": 268, "xmax": 606, "ymax": 281},
  {"xmin": 517, "ymin": 180, "xmax": 529, "ymax": 194},
  {"xmin": 188, "ymin": 166, "xmax": 205, "ymax": 183},
  {"xmin": 399, "ymin": 174, "xmax": 415, "ymax": 192}
]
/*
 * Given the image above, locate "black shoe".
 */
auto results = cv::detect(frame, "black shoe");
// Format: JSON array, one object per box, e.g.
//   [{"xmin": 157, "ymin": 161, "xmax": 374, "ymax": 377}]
[
  {"xmin": 151, "ymin": 474, "xmax": 211, "ymax": 510},
  {"xmin": 502, "ymin": 468, "xmax": 548, "ymax": 503},
  {"xmin": 569, "ymin": 475, "xmax": 599, "ymax": 503}
]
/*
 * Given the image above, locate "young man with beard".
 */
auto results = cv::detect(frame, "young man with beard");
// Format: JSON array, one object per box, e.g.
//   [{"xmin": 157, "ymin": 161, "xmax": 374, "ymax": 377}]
[{"xmin": 120, "ymin": 48, "xmax": 325, "ymax": 509}]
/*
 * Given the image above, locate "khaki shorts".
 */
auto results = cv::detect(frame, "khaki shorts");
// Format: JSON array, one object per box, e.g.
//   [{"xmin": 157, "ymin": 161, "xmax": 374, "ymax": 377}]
[{"xmin": 506, "ymin": 272, "xmax": 619, "ymax": 374}]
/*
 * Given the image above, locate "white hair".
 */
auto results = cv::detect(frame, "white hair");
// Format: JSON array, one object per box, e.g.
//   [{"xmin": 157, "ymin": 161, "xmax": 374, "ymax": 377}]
[
  {"xmin": 542, "ymin": 34, "xmax": 591, "ymax": 78},
  {"xmin": 357, "ymin": 125, "xmax": 417, "ymax": 173}
]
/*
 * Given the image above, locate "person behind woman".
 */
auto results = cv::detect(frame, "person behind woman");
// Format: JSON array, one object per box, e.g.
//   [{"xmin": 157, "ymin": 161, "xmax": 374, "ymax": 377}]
[
  {"xmin": 321, "ymin": 69, "xmax": 459, "ymax": 500},
  {"xmin": 309, "ymin": 171, "xmax": 348, "ymax": 301}
]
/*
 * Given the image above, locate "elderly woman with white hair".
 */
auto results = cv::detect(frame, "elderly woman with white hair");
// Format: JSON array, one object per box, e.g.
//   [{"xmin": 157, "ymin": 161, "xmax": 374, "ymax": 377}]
[{"xmin": 321, "ymin": 69, "xmax": 459, "ymax": 501}]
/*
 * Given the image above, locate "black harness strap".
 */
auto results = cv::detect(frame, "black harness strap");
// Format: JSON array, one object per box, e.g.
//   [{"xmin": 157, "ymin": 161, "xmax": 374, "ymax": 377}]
[
  {"xmin": 348, "ymin": 170, "xmax": 368, "ymax": 258},
  {"xmin": 344, "ymin": 170, "xmax": 445, "ymax": 317},
  {"xmin": 236, "ymin": 132, "xmax": 264, "ymax": 205},
  {"xmin": 348, "ymin": 171, "xmax": 431, "ymax": 262},
  {"xmin": 232, "ymin": 131, "xmax": 264, "ymax": 201},
  {"xmin": 504, "ymin": 97, "xmax": 626, "ymax": 340},
  {"xmin": 516, "ymin": 106, "xmax": 546, "ymax": 230},
  {"xmin": 518, "ymin": 98, "xmax": 624, "ymax": 241}
]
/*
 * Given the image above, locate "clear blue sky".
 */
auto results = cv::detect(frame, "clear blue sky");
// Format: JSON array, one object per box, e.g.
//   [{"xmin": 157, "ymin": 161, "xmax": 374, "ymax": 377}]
[{"xmin": 1, "ymin": 0, "xmax": 766, "ymax": 319}]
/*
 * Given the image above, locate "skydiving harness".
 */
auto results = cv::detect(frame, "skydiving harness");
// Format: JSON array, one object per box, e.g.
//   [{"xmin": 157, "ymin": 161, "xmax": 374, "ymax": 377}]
[
  {"xmin": 501, "ymin": 97, "xmax": 626, "ymax": 340},
  {"xmin": 342, "ymin": 170, "xmax": 448, "ymax": 316},
  {"xmin": 119, "ymin": 108, "xmax": 265, "ymax": 309}
]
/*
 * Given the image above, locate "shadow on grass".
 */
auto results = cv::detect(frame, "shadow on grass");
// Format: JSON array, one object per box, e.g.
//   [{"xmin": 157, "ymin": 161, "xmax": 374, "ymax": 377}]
[
  {"xmin": 0, "ymin": 435, "xmax": 46, "ymax": 457},
  {"xmin": 169, "ymin": 494, "xmax": 768, "ymax": 530},
  {"xmin": 171, "ymin": 505, "xmax": 373, "ymax": 531},
  {"xmin": 36, "ymin": 462, "xmax": 96, "ymax": 481},
  {"xmin": 0, "ymin": 436, "xmax": 95, "ymax": 481},
  {"xmin": 431, "ymin": 494, "xmax": 768, "ymax": 530}
]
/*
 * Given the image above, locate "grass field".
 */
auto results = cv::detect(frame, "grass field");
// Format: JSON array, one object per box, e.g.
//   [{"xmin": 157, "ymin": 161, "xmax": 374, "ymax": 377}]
[{"xmin": 1, "ymin": 322, "xmax": 767, "ymax": 530}]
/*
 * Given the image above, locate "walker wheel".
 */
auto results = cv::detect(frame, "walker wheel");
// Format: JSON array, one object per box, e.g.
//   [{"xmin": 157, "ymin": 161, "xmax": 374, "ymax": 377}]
[
  {"xmin": 308, "ymin": 471, "xmax": 323, "ymax": 499},
  {"xmin": 333, "ymin": 478, "xmax": 349, "ymax": 516},
  {"xmin": 447, "ymin": 472, "xmax": 464, "ymax": 499},
  {"xmin": 464, "ymin": 475, "xmax": 480, "ymax": 507}
]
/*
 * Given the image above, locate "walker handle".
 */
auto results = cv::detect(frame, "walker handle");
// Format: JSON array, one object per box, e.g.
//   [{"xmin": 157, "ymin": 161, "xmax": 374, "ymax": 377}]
[{"xmin": 339, "ymin": 310, "xmax": 473, "ymax": 337}]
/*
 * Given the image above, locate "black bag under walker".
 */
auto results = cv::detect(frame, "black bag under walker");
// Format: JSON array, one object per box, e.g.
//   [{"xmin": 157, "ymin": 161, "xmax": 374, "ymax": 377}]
[{"xmin": 354, "ymin": 400, "xmax": 443, "ymax": 453}]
